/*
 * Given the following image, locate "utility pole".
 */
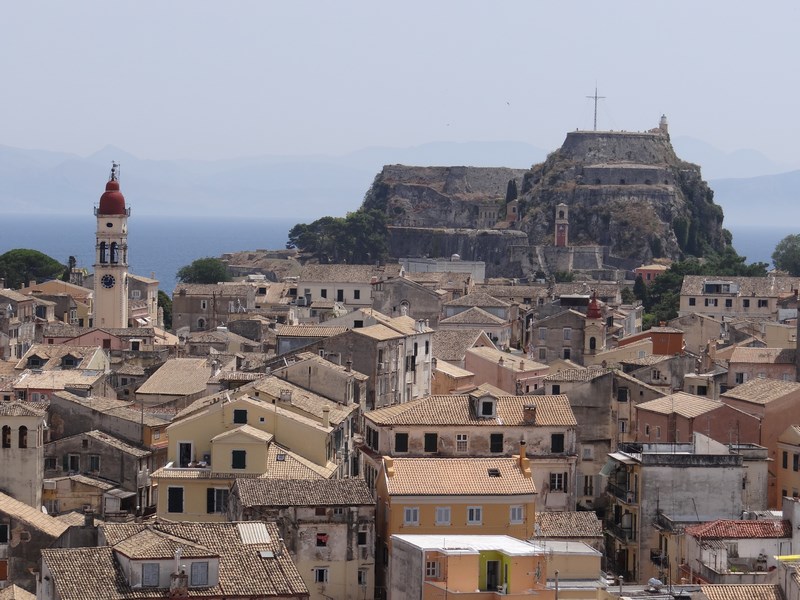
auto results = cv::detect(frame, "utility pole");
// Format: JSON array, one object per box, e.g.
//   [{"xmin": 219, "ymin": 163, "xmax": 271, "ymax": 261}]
[{"xmin": 586, "ymin": 86, "xmax": 606, "ymax": 131}]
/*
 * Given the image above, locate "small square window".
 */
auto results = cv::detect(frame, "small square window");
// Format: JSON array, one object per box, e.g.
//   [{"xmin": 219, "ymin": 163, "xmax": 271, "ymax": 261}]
[
  {"xmin": 316, "ymin": 533, "xmax": 329, "ymax": 547},
  {"xmin": 315, "ymin": 506, "xmax": 327, "ymax": 516},
  {"xmin": 233, "ymin": 409, "xmax": 247, "ymax": 424},
  {"xmin": 315, "ymin": 568, "xmax": 328, "ymax": 583},
  {"xmin": 510, "ymin": 505, "xmax": 524, "ymax": 524},
  {"xmin": 426, "ymin": 560, "xmax": 440, "ymax": 578},
  {"xmin": 231, "ymin": 450, "xmax": 246, "ymax": 469},
  {"xmin": 435, "ymin": 506, "xmax": 451, "ymax": 525}
]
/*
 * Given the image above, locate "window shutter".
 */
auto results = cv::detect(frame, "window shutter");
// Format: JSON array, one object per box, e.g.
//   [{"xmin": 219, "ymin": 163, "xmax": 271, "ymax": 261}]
[
  {"xmin": 207, "ymin": 488, "xmax": 215, "ymax": 513},
  {"xmin": 563, "ymin": 472, "xmax": 568, "ymax": 493},
  {"xmin": 63, "ymin": 454, "xmax": 69, "ymax": 471}
]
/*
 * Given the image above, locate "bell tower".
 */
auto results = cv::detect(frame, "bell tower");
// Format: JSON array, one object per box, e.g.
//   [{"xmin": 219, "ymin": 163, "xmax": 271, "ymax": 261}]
[
  {"xmin": 555, "ymin": 203, "xmax": 569, "ymax": 247},
  {"xmin": 93, "ymin": 163, "xmax": 129, "ymax": 329}
]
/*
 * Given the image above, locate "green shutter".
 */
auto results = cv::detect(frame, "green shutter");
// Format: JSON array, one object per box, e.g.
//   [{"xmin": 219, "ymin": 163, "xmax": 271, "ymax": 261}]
[{"xmin": 207, "ymin": 488, "xmax": 215, "ymax": 513}]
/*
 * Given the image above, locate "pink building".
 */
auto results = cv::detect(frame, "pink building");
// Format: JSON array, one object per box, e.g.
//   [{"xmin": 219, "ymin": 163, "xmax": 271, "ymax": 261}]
[{"xmin": 464, "ymin": 346, "xmax": 549, "ymax": 394}]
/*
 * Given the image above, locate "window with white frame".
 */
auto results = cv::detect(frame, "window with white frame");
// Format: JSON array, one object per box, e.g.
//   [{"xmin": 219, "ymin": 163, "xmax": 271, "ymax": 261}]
[
  {"xmin": 435, "ymin": 506, "xmax": 451, "ymax": 525},
  {"xmin": 314, "ymin": 568, "xmax": 329, "ymax": 583},
  {"xmin": 425, "ymin": 560, "xmax": 440, "ymax": 578},
  {"xmin": 538, "ymin": 327, "xmax": 547, "ymax": 340},
  {"xmin": 456, "ymin": 433, "xmax": 468, "ymax": 453},
  {"xmin": 467, "ymin": 506, "xmax": 482, "ymax": 525},
  {"xmin": 549, "ymin": 472, "xmax": 567, "ymax": 492},
  {"xmin": 358, "ymin": 569, "xmax": 368, "ymax": 586},
  {"xmin": 404, "ymin": 506, "xmax": 419, "ymax": 526},
  {"xmin": 510, "ymin": 505, "xmax": 524, "ymax": 524},
  {"xmin": 563, "ymin": 327, "xmax": 572, "ymax": 341}
]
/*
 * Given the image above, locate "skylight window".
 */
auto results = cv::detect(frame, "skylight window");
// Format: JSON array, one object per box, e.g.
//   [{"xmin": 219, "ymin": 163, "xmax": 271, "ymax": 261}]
[{"xmin": 488, "ymin": 468, "xmax": 501, "ymax": 477}]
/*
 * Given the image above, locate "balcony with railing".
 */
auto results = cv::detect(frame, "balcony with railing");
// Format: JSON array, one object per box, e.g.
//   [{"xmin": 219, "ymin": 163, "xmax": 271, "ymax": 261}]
[
  {"xmin": 607, "ymin": 481, "xmax": 638, "ymax": 504},
  {"xmin": 605, "ymin": 521, "xmax": 635, "ymax": 543}
]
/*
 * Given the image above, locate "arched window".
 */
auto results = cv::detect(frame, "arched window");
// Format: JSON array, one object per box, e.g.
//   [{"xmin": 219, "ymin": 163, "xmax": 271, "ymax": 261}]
[
  {"xmin": 589, "ymin": 337, "xmax": 597, "ymax": 351},
  {"xmin": 198, "ymin": 318, "xmax": 206, "ymax": 330},
  {"xmin": 1, "ymin": 426, "xmax": 10, "ymax": 449},
  {"xmin": 110, "ymin": 242, "xmax": 119, "ymax": 264},
  {"xmin": 99, "ymin": 242, "xmax": 108, "ymax": 263},
  {"xmin": 558, "ymin": 210, "xmax": 565, "ymax": 219},
  {"xmin": 18, "ymin": 426, "xmax": 27, "ymax": 449}
]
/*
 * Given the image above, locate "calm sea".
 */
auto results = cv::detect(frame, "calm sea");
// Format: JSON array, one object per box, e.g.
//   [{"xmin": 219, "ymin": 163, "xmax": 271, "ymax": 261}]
[
  {"xmin": 0, "ymin": 214, "xmax": 794, "ymax": 289},
  {"xmin": 0, "ymin": 214, "xmax": 297, "ymax": 289}
]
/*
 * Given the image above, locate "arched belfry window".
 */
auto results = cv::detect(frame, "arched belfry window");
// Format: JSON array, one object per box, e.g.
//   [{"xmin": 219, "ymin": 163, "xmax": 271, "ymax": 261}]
[
  {"xmin": 558, "ymin": 210, "xmax": 565, "ymax": 219},
  {"xmin": 1, "ymin": 426, "xmax": 10, "ymax": 449},
  {"xmin": 589, "ymin": 337, "xmax": 597, "ymax": 351},
  {"xmin": 99, "ymin": 242, "xmax": 108, "ymax": 264},
  {"xmin": 110, "ymin": 242, "xmax": 119, "ymax": 264},
  {"xmin": 18, "ymin": 425, "xmax": 27, "ymax": 449}
]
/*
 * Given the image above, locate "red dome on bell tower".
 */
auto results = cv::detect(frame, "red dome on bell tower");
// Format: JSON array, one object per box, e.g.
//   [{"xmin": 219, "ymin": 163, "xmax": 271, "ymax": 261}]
[
  {"xmin": 97, "ymin": 163, "xmax": 127, "ymax": 216},
  {"xmin": 587, "ymin": 291, "xmax": 602, "ymax": 320}
]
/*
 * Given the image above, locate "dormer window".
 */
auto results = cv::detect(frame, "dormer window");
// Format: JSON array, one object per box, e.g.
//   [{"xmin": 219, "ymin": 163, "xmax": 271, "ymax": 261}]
[
  {"xmin": 481, "ymin": 398, "xmax": 496, "ymax": 418},
  {"xmin": 27, "ymin": 355, "xmax": 43, "ymax": 368},
  {"xmin": 61, "ymin": 355, "xmax": 77, "ymax": 369}
]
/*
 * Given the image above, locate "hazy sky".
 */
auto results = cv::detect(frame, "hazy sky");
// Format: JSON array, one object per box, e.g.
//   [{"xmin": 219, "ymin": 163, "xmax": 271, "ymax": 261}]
[{"xmin": 3, "ymin": 2, "xmax": 799, "ymax": 162}]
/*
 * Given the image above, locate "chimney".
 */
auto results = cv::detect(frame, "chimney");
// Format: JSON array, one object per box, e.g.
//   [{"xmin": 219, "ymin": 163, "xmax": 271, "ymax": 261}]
[
  {"xmin": 518, "ymin": 440, "xmax": 531, "ymax": 478},
  {"xmin": 322, "ymin": 406, "xmax": 330, "ymax": 428},
  {"xmin": 280, "ymin": 389, "xmax": 292, "ymax": 403},
  {"xmin": 523, "ymin": 404, "xmax": 537, "ymax": 424},
  {"xmin": 170, "ymin": 549, "xmax": 188, "ymax": 599},
  {"xmin": 384, "ymin": 456, "xmax": 395, "ymax": 477},
  {"xmin": 345, "ymin": 359, "xmax": 352, "ymax": 373},
  {"xmin": 83, "ymin": 509, "xmax": 94, "ymax": 528}
]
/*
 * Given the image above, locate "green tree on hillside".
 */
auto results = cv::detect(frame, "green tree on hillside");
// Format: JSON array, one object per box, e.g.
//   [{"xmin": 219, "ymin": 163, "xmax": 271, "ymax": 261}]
[
  {"xmin": 288, "ymin": 209, "xmax": 388, "ymax": 264},
  {"xmin": 176, "ymin": 257, "xmax": 231, "ymax": 284},
  {"xmin": 772, "ymin": 234, "xmax": 800, "ymax": 275},
  {"xmin": 0, "ymin": 249, "xmax": 65, "ymax": 289}
]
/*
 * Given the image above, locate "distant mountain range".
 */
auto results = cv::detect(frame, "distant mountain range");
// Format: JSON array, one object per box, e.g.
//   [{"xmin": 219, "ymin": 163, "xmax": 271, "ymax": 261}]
[{"xmin": 0, "ymin": 138, "xmax": 796, "ymax": 228}]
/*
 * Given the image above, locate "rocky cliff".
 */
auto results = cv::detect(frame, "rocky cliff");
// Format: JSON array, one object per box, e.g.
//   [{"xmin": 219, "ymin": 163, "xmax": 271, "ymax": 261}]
[{"xmin": 361, "ymin": 120, "xmax": 728, "ymax": 277}]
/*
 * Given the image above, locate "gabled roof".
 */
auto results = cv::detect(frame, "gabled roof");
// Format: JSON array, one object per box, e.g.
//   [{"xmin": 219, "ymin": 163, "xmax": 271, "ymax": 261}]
[
  {"xmin": 0, "ymin": 491, "xmax": 69, "ymax": 539},
  {"xmin": 299, "ymin": 263, "xmax": 402, "ymax": 283},
  {"xmin": 685, "ymin": 519, "xmax": 791, "ymax": 539},
  {"xmin": 50, "ymin": 390, "xmax": 168, "ymax": 427},
  {"xmin": 0, "ymin": 584, "xmax": 36, "ymax": 600},
  {"xmin": 443, "ymin": 291, "xmax": 510, "ymax": 308},
  {"xmin": 15, "ymin": 344, "xmax": 103, "ymax": 370},
  {"xmin": 352, "ymin": 323, "xmax": 404, "ymax": 341},
  {"xmin": 50, "ymin": 430, "xmax": 150, "ymax": 457},
  {"xmin": 212, "ymin": 424, "xmax": 274, "ymax": 443},
  {"xmin": 722, "ymin": 377, "xmax": 800, "ymax": 405},
  {"xmin": 701, "ymin": 584, "xmax": 783, "ymax": 600},
  {"xmin": 729, "ymin": 347, "xmax": 796, "ymax": 364},
  {"xmin": 636, "ymin": 393, "xmax": 724, "ymax": 419},
  {"xmin": 135, "ymin": 357, "xmax": 209, "ymax": 396},
  {"xmin": 432, "ymin": 329, "xmax": 494, "ymax": 362},
  {"xmin": 439, "ymin": 306, "xmax": 507, "ymax": 325},
  {"xmin": 365, "ymin": 394, "xmax": 576, "ymax": 427},
  {"xmin": 114, "ymin": 526, "xmax": 217, "ymax": 559},
  {"xmin": 0, "ymin": 399, "xmax": 47, "ymax": 417},
  {"xmin": 466, "ymin": 346, "xmax": 547, "ymax": 371},
  {"xmin": 544, "ymin": 367, "xmax": 610, "ymax": 383},
  {"xmin": 234, "ymin": 478, "xmax": 374, "ymax": 507},
  {"xmin": 42, "ymin": 521, "xmax": 307, "ymax": 599},
  {"xmin": 535, "ymin": 511, "xmax": 603, "ymax": 538},
  {"xmin": 680, "ymin": 275, "xmax": 800, "ymax": 296},
  {"xmin": 275, "ymin": 325, "xmax": 347, "ymax": 338},
  {"xmin": 384, "ymin": 457, "xmax": 537, "ymax": 496}
]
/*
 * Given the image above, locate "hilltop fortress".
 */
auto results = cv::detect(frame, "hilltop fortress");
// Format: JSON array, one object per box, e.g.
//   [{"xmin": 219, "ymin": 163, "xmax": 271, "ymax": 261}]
[{"xmin": 361, "ymin": 117, "xmax": 727, "ymax": 279}]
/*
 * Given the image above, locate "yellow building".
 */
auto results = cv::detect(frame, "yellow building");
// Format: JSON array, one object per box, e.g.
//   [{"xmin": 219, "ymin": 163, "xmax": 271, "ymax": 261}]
[
  {"xmin": 152, "ymin": 393, "xmax": 342, "ymax": 522},
  {"xmin": 376, "ymin": 454, "xmax": 537, "ymax": 596}
]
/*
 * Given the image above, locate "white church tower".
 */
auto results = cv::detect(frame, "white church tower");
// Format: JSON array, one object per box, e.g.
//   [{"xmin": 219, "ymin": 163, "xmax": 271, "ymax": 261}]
[{"xmin": 93, "ymin": 163, "xmax": 129, "ymax": 329}]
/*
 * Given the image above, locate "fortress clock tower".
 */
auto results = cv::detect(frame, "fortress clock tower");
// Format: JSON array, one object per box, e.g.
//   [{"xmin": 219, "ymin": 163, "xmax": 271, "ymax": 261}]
[
  {"xmin": 93, "ymin": 163, "xmax": 129, "ymax": 329},
  {"xmin": 555, "ymin": 202, "xmax": 569, "ymax": 247}
]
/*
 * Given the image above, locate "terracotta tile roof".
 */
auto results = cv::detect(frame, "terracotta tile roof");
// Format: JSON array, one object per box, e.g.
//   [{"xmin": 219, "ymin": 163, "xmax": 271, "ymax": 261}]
[
  {"xmin": 135, "ymin": 358, "xmax": 209, "ymax": 397},
  {"xmin": 275, "ymin": 325, "xmax": 347, "ymax": 337},
  {"xmin": 42, "ymin": 521, "xmax": 307, "ymax": 599},
  {"xmin": 65, "ymin": 474, "xmax": 117, "ymax": 491},
  {"xmin": 685, "ymin": 519, "xmax": 792, "ymax": 539},
  {"xmin": 433, "ymin": 360, "xmax": 473, "ymax": 378},
  {"xmin": 729, "ymin": 347, "xmax": 796, "ymax": 364},
  {"xmin": 535, "ymin": 511, "xmax": 603, "ymax": 538},
  {"xmin": 636, "ymin": 393, "xmax": 724, "ymax": 419},
  {"xmin": 0, "ymin": 585, "xmax": 36, "ymax": 600},
  {"xmin": 432, "ymin": 329, "xmax": 491, "ymax": 362},
  {"xmin": 722, "ymin": 377, "xmax": 800, "ymax": 405},
  {"xmin": 173, "ymin": 283, "xmax": 256, "ymax": 296},
  {"xmin": 444, "ymin": 292, "xmax": 510, "ymax": 308},
  {"xmin": 54, "ymin": 511, "xmax": 103, "ymax": 528},
  {"xmin": 13, "ymin": 369, "xmax": 105, "ymax": 391},
  {"xmin": 0, "ymin": 400, "xmax": 46, "ymax": 417},
  {"xmin": 680, "ymin": 275, "xmax": 800, "ymax": 296},
  {"xmin": 52, "ymin": 390, "xmax": 169, "ymax": 427},
  {"xmin": 700, "ymin": 584, "xmax": 783, "ymax": 600},
  {"xmin": 353, "ymin": 323, "xmax": 404, "ymax": 341},
  {"xmin": 618, "ymin": 354, "xmax": 673, "ymax": 366},
  {"xmin": 0, "ymin": 289, "xmax": 31, "ymax": 302},
  {"xmin": 385, "ymin": 457, "xmax": 537, "ymax": 496},
  {"xmin": 283, "ymin": 352, "xmax": 369, "ymax": 380},
  {"xmin": 15, "ymin": 344, "xmax": 104, "ymax": 370},
  {"xmin": 466, "ymin": 346, "xmax": 548, "ymax": 371},
  {"xmin": 66, "ymin": 430, "xmax": 150, "ymax": 457},
  {"xmin": 0, "ymin": 491, "xmax": 69, "ymax": 538},
  {"xmin": 300, "ymin": 263, "xmax": 402, "ymax": 283},
  {"xmin": 366, "ymin": 394, "xmax": 576, "ymax": 427},
  {"xmin": 114, "ymin": 526, "xmax": 218, "ymax": 559},
  {"xmin": 440, "ymin": 306, "xmax": 507, "ymax": 325},
  {"xmin": 234, "ymin": 478, "xmax": 373, "ymax": 507},
  {"xmin": 249, "ymin": 378, "xmax": 357, "ymax": 425},
  {"xmin": 544, "ymin": 367, "xmax": 610, "ymax": 382}
]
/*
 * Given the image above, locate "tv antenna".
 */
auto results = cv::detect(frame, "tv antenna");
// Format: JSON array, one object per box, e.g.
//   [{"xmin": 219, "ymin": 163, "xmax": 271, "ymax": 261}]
[{"xmin": 586, "ymin": 86, "xmax": 606, "ymax": 131}]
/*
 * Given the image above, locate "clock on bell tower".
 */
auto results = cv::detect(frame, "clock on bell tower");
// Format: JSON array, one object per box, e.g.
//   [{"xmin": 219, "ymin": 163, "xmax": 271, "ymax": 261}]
[{"xmin": 92, "ymin": 163, "xmax": 129, "ymax": 329}]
